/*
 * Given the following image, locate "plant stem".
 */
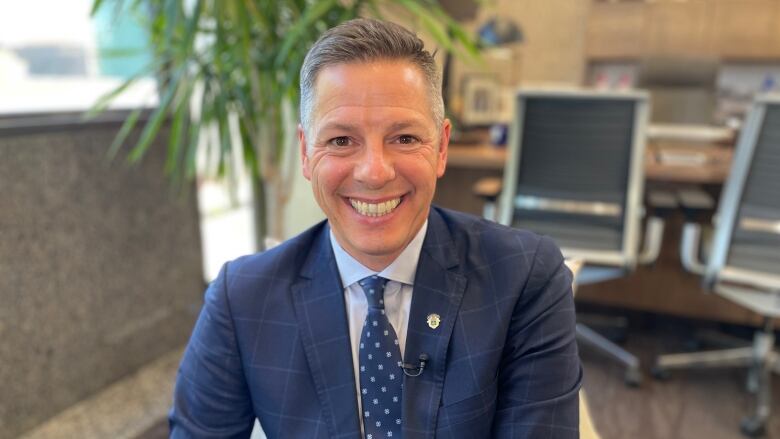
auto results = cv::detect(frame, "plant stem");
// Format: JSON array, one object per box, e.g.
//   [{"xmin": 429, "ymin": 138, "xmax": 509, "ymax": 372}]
[{"xmin": 251, "ymin": 175, "xmax": 268, "ymax": 251}]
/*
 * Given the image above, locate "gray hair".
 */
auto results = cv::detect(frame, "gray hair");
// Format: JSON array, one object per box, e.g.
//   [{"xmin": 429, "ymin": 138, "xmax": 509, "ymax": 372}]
[{"xmin": 299, "ymin": 18, "xmax": 444, "ymax": 138}]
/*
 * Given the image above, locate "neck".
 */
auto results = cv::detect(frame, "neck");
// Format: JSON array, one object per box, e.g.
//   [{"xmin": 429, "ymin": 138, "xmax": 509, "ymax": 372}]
[{"xmin": 356, "ymin": 254, "xmax": 398, "ymax": 272}]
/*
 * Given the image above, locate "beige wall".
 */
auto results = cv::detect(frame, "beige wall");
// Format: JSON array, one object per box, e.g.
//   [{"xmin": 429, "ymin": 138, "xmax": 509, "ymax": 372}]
[
  {"xmin": 586, "ymin": 0, "xmax": 780, "ymax": 60},
  {"xmin": 383, "ymin": 1, "xmax": 591, "ymax": 118},
  {"xmin": 486, "ymin": 0, "xmax": 589, "ymax": 85},
  {"xmin": 458, "ymin": 0, "xmax": 590, "ymax": 86}
]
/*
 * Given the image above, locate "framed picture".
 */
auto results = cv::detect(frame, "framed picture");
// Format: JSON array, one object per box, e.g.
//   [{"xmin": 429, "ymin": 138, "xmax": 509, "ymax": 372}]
[{"xmin": 460, "ymin": 74, "xmax": 502, "ymax": 126}]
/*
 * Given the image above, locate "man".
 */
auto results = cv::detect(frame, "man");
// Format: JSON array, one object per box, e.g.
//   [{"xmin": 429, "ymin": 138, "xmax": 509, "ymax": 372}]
[{"xmin": 170, "ymin": 18, "xmax": 581, "ymax": 438}]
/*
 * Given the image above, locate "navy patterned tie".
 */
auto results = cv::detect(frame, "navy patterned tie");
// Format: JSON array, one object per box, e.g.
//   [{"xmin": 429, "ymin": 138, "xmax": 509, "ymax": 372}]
[{"xmin": 358, "ymin": 275, "xmax": 403, "ymax": 439}]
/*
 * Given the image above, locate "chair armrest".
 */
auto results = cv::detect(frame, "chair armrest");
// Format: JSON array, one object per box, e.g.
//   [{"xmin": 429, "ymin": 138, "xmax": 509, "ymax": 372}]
[
  {"xmin": 636, "ymin": 189, "xmax": 678, "ymax": 264},
  {"xmin": 637, "ymin": 216, "xmax": 665, "ymax": 265},
  {"xmin": 679, "ymin": 222, "xmax": 707, "ymax": 275}
]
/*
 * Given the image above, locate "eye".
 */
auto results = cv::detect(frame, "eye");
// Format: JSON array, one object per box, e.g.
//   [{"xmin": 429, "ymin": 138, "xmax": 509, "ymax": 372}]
[
  {"xmin": 397, "ymin": 135, "xmax": 419, "ymax": 144},
  {"xmin": 328, "ymin": 136, "xmax": 352, "ymax": 147}
]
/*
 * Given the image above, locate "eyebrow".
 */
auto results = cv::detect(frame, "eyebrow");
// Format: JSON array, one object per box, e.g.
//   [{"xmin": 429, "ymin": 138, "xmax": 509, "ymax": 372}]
[
  {"xmin": 386, "ymin": 120, "xmax": 426, "ymax": 132},
  {"xmin": 319, "ymin": 122, "xmax": 359, "ymax": 133},
  {"xmin": 318, "ymin": 119, "xmax": 426, "ymax": 134}
]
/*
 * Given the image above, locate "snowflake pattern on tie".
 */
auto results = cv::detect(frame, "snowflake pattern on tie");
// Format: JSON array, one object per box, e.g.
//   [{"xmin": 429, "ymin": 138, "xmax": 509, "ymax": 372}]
[{"xmin": 358, "ymin": 275, "xmax": 403, "ymax": 439}]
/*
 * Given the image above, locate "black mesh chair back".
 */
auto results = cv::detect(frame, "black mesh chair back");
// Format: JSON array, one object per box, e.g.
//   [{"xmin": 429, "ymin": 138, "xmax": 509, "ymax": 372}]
[
  {"xmin": 708, "ymin": 96, "xmax": 780, "ymax": 289},
  {"xmin": 498, "ymin": 89, "xmax": 650, "ymax": 267}
]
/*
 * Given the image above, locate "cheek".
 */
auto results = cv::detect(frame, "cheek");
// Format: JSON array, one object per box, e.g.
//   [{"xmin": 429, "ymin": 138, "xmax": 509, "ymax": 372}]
[
  {"xmin": 310, "ymin": 158, "xmax": 353, "ymax": 193},
  {"xmin": 404, "ymin": 152, "xmax": 441, "ymax": 181}
]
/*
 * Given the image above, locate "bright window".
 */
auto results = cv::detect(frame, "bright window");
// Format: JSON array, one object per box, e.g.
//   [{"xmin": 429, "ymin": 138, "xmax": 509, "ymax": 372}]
[{"xmin": 0, "ymin": 0, "xmax": 157, "ymax": 114}]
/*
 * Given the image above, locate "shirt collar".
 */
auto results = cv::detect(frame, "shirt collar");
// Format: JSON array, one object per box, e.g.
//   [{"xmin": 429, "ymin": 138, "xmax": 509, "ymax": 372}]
[{"xmin": 329, "ymin": 220, "xmax": 428, "ymax": 289}]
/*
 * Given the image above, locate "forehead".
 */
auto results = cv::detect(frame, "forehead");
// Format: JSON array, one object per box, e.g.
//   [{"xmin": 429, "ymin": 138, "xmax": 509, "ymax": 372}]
[{"xmin": 311, "ymin": 60, "xmax": 434, "ymax": 126}]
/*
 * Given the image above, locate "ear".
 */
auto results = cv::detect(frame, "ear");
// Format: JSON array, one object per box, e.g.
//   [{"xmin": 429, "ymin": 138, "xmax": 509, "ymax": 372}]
[
  {"xmin": 436, "ymin": 118, "xmax": 451, "ymax": 178},
  {"xmin": 298, "ymin": 124, "xmax": 312, "ymax": 181}
]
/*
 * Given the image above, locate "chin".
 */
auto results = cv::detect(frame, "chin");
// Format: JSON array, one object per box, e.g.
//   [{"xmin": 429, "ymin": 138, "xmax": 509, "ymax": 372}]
[{"xmin": 354, "ymin": 240, "xmax": 399, "ymax": 257}]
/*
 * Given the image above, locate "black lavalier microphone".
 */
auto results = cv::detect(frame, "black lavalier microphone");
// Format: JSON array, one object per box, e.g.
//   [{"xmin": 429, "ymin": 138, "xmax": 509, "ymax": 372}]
[{"xmin": 400, "ymin": 353, "xmax": 429, "ymax": 377}]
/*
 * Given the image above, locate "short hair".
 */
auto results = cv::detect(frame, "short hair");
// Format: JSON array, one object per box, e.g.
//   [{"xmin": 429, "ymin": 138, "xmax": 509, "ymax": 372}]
[{"xmin": 299, "ymin": 18, "xmax": 444, "ymax": 138}]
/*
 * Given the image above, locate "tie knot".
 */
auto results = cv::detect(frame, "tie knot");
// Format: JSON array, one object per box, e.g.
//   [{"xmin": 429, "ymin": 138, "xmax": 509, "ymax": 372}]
[{"xmin": 358, "ymin": 275, "xmax": 388, "ymax": 308}]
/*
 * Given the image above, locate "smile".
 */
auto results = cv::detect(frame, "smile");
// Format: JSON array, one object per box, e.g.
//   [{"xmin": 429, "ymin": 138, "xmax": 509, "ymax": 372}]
[{"xmin": 349, "ymin": 197, "xmax": 401, "ymax": 217}]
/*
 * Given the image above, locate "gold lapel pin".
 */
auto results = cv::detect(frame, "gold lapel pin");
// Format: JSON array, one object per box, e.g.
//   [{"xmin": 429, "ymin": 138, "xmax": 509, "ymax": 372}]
[{"xmin": 427, "ymin": 313, "xmax": 441, "ymax": 329}]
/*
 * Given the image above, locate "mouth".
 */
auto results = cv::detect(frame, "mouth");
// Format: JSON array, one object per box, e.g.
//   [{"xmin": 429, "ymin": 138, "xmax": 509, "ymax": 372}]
[{"xmin": 348, "ymin": 196, "xmax": 402, "ymax": 217}]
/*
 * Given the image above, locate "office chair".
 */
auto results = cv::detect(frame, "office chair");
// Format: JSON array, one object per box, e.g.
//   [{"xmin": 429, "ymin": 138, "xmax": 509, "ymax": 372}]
[
  {"xmin": 652, "ymin": 94, "xmax": 780, "ymax": 437},
  {"xmin": 487, "ymin": 88, "xmax": 665, "ymax": 386}
]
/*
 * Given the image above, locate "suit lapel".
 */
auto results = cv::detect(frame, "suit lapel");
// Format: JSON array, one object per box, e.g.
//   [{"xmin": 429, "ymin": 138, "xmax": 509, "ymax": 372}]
[
  {"xmin": 402, "ymin": 209, "xmax": 467, "ymax": 437},
  {"xmin": 291, "ymin": 227, "xmax": 361, "ymax": 439}
]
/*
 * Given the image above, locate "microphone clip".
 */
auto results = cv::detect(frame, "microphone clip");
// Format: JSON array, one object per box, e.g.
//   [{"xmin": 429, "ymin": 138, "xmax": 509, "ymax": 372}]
[{"xmin": 400, "ymin": 353, "xmax": 429, "ymax": 377}]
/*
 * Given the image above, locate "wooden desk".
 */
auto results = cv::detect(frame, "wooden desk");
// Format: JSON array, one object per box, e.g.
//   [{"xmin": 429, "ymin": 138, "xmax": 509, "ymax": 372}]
[
  {"xmin": 445, "ymin": 144, "xmax": 506, "ymax": 170},
  {"xmin": 445, "ymin": 142, "xmax": 733, "ymax": 184},
  {"xmin": 644, "ymin": 142, "xmax": 733, "ymax": 184},
  {"xmin": 438, "ymin": 142, "xmax": 732, "ymax": 213}
]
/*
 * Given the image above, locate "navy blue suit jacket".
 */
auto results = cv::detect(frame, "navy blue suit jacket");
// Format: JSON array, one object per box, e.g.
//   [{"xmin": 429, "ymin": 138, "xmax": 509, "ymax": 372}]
[{"xmin": 170, "ymin": 207, "xmax": 582, "ymax": 438}]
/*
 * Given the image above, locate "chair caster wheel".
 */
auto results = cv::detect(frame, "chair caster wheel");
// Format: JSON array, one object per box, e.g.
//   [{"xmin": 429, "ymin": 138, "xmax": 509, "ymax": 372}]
[
  {"xmin": 624, "ymin": 368, "xmax": 642, "ymax": 387},
  {"xmin": 651, "ymin": 366, "xmax": 670, "ymax": 380},
  {"xmin": 740, "ymin": 417, "xmax": 766, "ymax": 437}
]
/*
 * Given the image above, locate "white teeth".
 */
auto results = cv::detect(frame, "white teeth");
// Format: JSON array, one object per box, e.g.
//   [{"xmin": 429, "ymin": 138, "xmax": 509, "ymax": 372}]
[{"xmin": 349, "ymin": 198, "xmax": 401, "ymax": 217}]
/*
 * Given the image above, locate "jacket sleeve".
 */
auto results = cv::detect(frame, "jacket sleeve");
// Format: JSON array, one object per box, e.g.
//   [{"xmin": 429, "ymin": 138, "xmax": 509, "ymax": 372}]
[
  {"xmin": 491, "ymin": 236, "xmax": 583, "ymax": 438},
  {"xmin": 169, "ymin": 262, "xmax": 255, "ymax": 438}
]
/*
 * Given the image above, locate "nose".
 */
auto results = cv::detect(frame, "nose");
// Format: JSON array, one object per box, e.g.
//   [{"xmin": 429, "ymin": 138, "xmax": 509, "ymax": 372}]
[{"xmin": 353, "ymin": 140, "xmax": 396, "ymax": 188}]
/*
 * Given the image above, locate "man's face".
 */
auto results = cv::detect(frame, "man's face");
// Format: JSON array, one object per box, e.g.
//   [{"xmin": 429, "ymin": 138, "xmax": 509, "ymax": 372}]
[{"xmin": 300, "ymin": 60, "xmax": 450, "ymax": 271}]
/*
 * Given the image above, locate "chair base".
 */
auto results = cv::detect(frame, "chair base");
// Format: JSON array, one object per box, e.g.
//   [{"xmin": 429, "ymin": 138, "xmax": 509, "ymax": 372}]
[
  {"xmin": 653, "ymin": 318, "xmax": 779, "ymax": 437},
  {"xmin": 577, "ymin": 323, "xmax": 642, "ymax": 387}
]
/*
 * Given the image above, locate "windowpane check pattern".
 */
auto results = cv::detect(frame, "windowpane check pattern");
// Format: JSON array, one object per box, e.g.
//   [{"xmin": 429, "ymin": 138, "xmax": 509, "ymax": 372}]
[{"xmin": 358, "ymin": 275, "xmax": 403, "ymax": 439}]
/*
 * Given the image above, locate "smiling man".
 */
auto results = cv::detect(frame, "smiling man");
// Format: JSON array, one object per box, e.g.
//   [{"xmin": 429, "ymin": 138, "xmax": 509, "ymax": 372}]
[
  {"xmin": 170, "ymin": 18, "xmax": 581, "ymax": 439},
  {"xmin": 301, "ymin": 58, "xmax": 447, "ymax": 271}
]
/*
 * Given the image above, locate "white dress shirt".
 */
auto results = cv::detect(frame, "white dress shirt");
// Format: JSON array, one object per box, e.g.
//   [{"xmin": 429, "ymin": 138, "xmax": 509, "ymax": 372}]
[{"xmin": 329, "ymin": 220, "xmax": 428, "ymax": 433}]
